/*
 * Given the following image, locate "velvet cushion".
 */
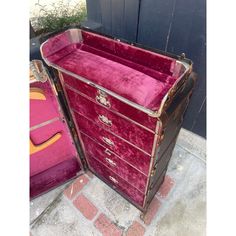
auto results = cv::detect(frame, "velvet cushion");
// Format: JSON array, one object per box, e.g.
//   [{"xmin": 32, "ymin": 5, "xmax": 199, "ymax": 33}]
[
  {"xmin": 41, "ymin": 30, "xmax": 186, "ymax": 111},
  {"xmin": 56, "ymin": 49, "xmax": 171, "ymax": 110},
  {"xmin": 30, "ymin": 119, "xmax": 78, "ymax": 176},
  {"xmin": 30, "ymin": 81, "xmax": 60, "ymax": 127},
  {"xmin": 30, "ymin": 158, "xmax": 80, "ymax": 198}
]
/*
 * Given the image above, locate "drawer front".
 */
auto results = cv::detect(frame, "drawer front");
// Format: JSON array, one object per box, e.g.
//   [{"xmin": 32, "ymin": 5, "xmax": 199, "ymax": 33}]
[
  {"xmin": 81, "ymin": 133, "xmax": 148, "ymax": 192},
  {"xmin": 62, "ymin": 73, "xmax": 157, "ymax": 131},
  {"xmin": 65, "ymin": 86, "xmax": 154, "ymax": 153},
  {"xmin": 87, "ymin": 155, "xmax": 145, "ymax": 207},
  {"xmin": 74, "ymin": 112, "xmax": 151, "ymax": 175}
]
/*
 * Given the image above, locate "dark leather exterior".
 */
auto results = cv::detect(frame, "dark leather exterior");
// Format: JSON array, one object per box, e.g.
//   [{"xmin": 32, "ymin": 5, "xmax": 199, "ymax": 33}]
[{"xmin": 40, "ymin": 29, "xmax": 195, "ymax": 212}]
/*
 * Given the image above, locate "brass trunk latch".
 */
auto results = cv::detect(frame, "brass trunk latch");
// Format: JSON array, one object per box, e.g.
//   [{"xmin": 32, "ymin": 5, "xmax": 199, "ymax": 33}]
[
  {"xmin": 109, "ymin": 176, "xmax": 118, "ymax": 184},
  {"xmin": 105, "ymin": 158, "xmax": 116, "ymax": 167},
  {"xmin": 98, "ymin": 114, "xmax": 112, "ymax": 127},
  {"xmin": 102, "ymin": 137, "xmax": 114, "ymax": 146},
  {"xmin": 96, "ymin": 90, "xmax": 111, "ymax": 108}
]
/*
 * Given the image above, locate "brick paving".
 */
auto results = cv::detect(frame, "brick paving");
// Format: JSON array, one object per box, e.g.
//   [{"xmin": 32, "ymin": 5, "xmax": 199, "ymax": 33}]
[
  {"xmin": 64, "ymin": 175, "xmax": 89, "ymax": 200},
  {"xmin": 94, "ymin": 213, "xmax": 123, "ymax": 236},
  {"xmin": 73, "ymin": 193, "xmax": 98, "ymax": 220},
  {"xmin": 156, "ymin": 175, "xmax": 175, "ymax": 199},
  {"xmin": 125, "ymin": 221, "xmax": 145, "ymax": 236},
  {"xmin": 30, "ymin": 130, "xmax": 206, "ymax": 236}
]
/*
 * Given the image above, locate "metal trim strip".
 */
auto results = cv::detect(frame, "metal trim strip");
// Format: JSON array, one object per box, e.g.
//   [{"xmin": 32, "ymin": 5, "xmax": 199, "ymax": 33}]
[{"xmin": 30, "ymin": 117, "xmax": 61, "ymax": 131}]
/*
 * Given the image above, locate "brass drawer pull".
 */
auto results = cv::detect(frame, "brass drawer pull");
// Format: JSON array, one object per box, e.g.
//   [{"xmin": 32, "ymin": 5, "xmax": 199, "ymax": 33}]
[
  {"xmin": 96, "ymin": 90, "xmax": 111, "ymax": 108},
  {"xmin": 104, "ymin": 148, "xmax": 112, "ymax": 156},
  {"xmin": 109, "ymin": 176, "xmax": 118, "ymax": 184},
  {"xmin": 102, "ymin": 137, "xmax": 114, "ymax": 146},
  {"xmin": 105, "ymin": 158, "xmax": 116, "ymax": 167},
  {"xmin": 98, "ymin": 115, "xmax": 112, "ymax": 127}
]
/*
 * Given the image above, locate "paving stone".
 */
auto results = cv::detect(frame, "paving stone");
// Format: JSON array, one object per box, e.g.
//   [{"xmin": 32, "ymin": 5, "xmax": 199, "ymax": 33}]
[
  {"xmin": 73, "ymin": 194, "xmax": 98, "ymax": 220},
  {"xmin": 143, "ymin": 197, "xmax": 162, "ymax": 225},
  {"xmin": 30, "ymin": 128, "xmax": 206, "ymax": 236},
  {"xmin": 86, "ymin": 170, "xmax": 94, "ymax": 179},
  {"xmin": 125, "ymin": 221, "xmax": 145, "ymax": 236},
  {"xmin": 144, "ymin": 145, "xmax": 206, "ymax": 235},
  {"xmin": 30, "ymin": 197, "xmax": 102, "ymax": 236},
  {"xmin": 94, "ymin": 213, "xmax": 123, "ymax": 236},
  {"xmin": 30, "ymin": 181, "xmax": 70, "ymax": 223},
  {"xmin": 156, "ymin": 175, "xmax": 175, "ymax": 199},
  {"xmin": 83, "ymin": 177, "xmax": 140, "ymax": 229},
  {"xmin": 176, "ymin": 128, "xmax": 206, "ymax": 161},
  {"xmin": 64, "ymin": 175, "xmax": 89, "ymax": 200}
]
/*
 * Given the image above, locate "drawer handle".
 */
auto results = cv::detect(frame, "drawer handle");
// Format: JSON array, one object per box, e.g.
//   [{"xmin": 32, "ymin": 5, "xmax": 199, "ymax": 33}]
[
  {"xmin": 104, "ymin": 148, "xmax": 112, "ymax": 156},
  {"xmin": 102, "ymin": 137, "xmax": 114, "ymax": 146},
  {"xmin": 96, "ymin": 90, "xmax": 111, "ymax": 108},
  {"xmin": 98, "ymin": 115, "xmax": 112, "ymax": 127},
  {"xmin": 105, "ymin": 158, "xmax": 116, "ymax": 167},
  {"xmin": 109, "ymin": 176, "xmax": 118, "ymax": 184}
]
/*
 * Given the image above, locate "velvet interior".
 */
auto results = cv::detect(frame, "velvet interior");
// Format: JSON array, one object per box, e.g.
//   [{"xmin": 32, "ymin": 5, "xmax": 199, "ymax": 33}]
[
  {"xmin": 30, "ymin": 81, "xmax": 60, "ymax": 127},
  {"xmin": 81, "ymin": 133, "xmax": 147, "ymax": 192},
  {"xmin": 87, "ymin": 155, "xmax": 144, "ymax": 206},
  {"xmin": 30, "ymin": 158, "xmax": 80, "ymax": 199},
  {"xmin": 74, "ymin": 112, "xmax": 151, "ymax": 175},
  {"xmin": 62, "ymin": 73, "xmax": 157, "ymax": 131},
  {"xmin": 65, "ymin": 86, "xmax": 154, "ymax": 153},
  {"xmin": 56, "ymin": 47, "xmax": 170, "ymax": 110},
  {"xmin": 30, "ymin": 119, "xmax": 77, "ymax": 176},
  {"xmin": 30, "ymin": 79, "xmax": 80, "ymax": 179},
  {"xmin": 42, "ymin": 30, "xmax": 186, "ymax": 111},
  {"xmin": 81, "ymin": 31, "xmax": 182, "ymax": 77}
]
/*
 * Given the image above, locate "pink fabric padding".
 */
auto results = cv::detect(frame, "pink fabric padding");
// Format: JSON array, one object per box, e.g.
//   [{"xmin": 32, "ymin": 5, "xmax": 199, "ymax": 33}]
[
  {"xmin": 56, "ymin": 49, "xmax": 171, "ymax": 110},
  {"xmin": 30, "ymin": 158, "xmax": 80, "ymax": 198},
  {"xmin": 30, "ymin": 118, "xmax": 77, "ymax": 177},
  {"xmin": 41, "ymin": 30, "xmax": 186, "ymax": 111},
  {"xmin": 30, "ymin": 81, "xmax": 60, "ymax": 127}
]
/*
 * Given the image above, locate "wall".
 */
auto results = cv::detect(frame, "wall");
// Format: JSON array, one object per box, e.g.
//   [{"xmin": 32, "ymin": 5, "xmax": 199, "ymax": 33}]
[{"xmin": 85, "ymin": 0, "xmax": 206, "ymax": 137}]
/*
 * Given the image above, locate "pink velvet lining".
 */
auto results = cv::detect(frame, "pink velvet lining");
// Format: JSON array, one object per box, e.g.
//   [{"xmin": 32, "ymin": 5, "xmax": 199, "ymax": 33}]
[
  {"xmin": 74, "ymin": 112, "xmax": 151, "ymax": 175},
  {"xmin": 30, "ymin": 119, "xmax": 77, "ymax": 176},
  {"xmin": 56, "ymin": 48, "xmax": 170, "ymax": 110},
  {"xmin": 41, "ymin": 30, "xmax": 186, "ymax": 111},
  {"xmin": 30, "ymin": 158, "xmax": 80, "ymax": 198},
  {"xmin": 30, "ymin": 81, "xmax": 60, "ymax": 127},
  {"xmin": 30, "ymin": 79, "xmax": 79, "ymax": 177},
  {"xmin": 87, "ymin": 155, "xmax": 145, "ymax": 206},
  {"xmin": 65, "ymin": 87, "xmax": 154, "ymax": 153},
  {"xmin": 62, "ymin": 73, "xmax": 158, "ymax": 131},
  {"xmin": 81, "ymin": 133, "xmax": 148, "ymax": 192}
]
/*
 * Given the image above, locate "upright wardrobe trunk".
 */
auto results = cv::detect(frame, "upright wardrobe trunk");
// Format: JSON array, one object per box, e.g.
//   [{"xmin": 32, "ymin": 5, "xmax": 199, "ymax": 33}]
[{"xmin": 30, "ymin": 28, "xmax": 195, "ymax": 213}]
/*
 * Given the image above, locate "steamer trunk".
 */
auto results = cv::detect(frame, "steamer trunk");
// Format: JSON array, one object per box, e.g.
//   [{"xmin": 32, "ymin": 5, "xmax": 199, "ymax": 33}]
[{"xmin": 38, "ymin": 28, "xmax": 195, "ymax": 212}]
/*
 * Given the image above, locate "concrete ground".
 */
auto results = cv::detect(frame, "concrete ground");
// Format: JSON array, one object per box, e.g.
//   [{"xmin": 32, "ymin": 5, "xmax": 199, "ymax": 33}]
[{"xmin": 30, "ymin": 128, "xmax": 206, "ymax": 236}]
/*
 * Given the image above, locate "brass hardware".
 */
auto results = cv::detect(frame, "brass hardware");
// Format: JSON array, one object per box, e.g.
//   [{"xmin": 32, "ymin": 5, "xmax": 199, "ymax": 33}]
[
  {"xmin": 151, "ymin": 169, "xmax": 155, "ymax": 177},
  {"xmin": 109, "ymin": 176, "xmax": 118, "ymax": 184},
  {"xmin": 140, "ymin": 213, "xmax": 145, "ymax": 221},
  {"xmin": 55, "ymin": 81, "xmax": 62, "ymax": 92},
  {"xmin": 104, "ymin": 148, "xmax": 112, "ymax": 156},
  {"xmin": 30, "ymin": 60, "xmax": 48, "ymax": 83},
  {"xmin": 149, "ymin": 183, "xmax": 154, "ymax": 190},
  {"xmin": 96, "ymin": 90, "xmax": 111, "ymax": 108},
  {"xmin": 105, "ymin": 158, "xmax": 116, "ymax": 167},
  {"xmin": 180, "ymin": 52, "xmax": 186, "ymax": 59},
  {"xmin": 102, "ymin": 137, "xmax": 114, "ymax": 146},
  {"xmin": 98, "ymin": 114, "xmax": 112, "ymax": 127}
]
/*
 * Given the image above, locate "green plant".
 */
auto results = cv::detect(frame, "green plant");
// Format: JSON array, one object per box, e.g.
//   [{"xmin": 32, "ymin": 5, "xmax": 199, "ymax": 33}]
[{"xmin": 31, "ymin": 0, "xmax": 87, "ymax": 34}]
